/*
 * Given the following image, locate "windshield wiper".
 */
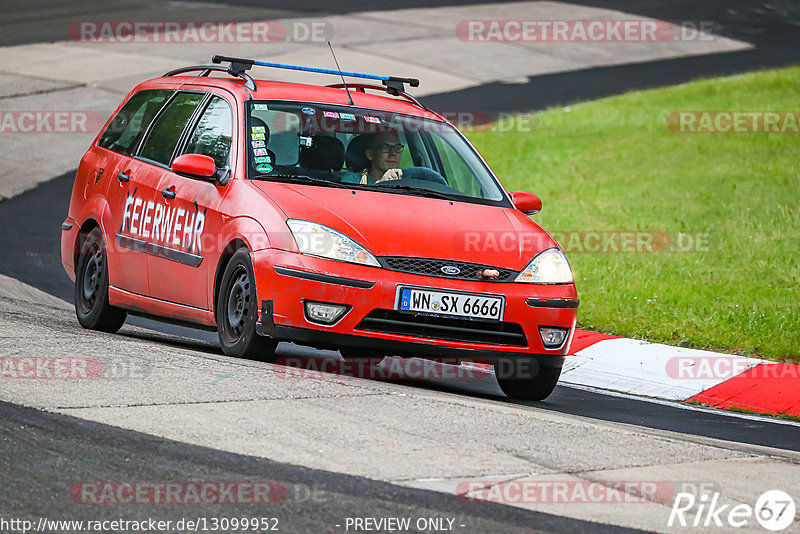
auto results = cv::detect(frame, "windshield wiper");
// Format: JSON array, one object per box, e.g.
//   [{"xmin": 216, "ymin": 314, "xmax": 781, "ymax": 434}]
[
  {"xmin": 253, "ymin": 174, "xmax": 354, "ymax": 189},
  {"xmin": 253, "ymin": 174, "xmax": 460, "ymax": 199},
  {"xmin": 375, "ymin": 183, "xmax": 460, "ymax": 200}
]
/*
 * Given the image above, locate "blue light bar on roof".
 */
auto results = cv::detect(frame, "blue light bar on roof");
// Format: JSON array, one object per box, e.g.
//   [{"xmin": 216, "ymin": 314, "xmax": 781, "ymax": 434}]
[{"xmin": 211, "ymin": 55, "xmax": 420, "ymax": 88}]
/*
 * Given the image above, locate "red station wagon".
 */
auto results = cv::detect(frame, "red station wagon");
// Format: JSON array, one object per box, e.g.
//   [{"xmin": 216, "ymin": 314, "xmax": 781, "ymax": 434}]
[{"xmin": 61, "ymin": 55, "xmax": 579, "ymax": 400}]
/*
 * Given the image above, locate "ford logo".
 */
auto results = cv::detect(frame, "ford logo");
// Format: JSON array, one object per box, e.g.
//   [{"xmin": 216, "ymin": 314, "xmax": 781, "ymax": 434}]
[{"xmin": 441, "ymin": 265, "xmax": 460, "ymax": 275}]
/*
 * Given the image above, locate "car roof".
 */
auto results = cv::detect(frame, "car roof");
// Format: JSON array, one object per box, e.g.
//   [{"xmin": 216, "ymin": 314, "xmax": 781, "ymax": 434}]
[{"xmin": 135, "ymin": 75, "xmax": 445, "ymax": 122}]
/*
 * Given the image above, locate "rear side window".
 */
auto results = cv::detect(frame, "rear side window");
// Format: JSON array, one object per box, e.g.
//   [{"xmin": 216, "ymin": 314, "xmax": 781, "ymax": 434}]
[
  {"xmin": 139, "ymin": 92, "xmax": 205, "ymax": 166},
  {"xmin": 98, "ymin": 89, "xmax": 172, "ymax": 156},
  {"xmin": 183, "ymin": 96, "xmax": 233, "ymax": 168}
]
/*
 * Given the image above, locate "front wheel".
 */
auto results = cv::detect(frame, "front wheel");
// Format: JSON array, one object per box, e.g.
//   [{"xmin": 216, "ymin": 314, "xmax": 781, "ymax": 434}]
[
  {"xmin": 216, "ymin": 249, "xmax": 277, "ymax": 360},
  {"xmin": 494, "ymin": 358, "xmax": 561, "ymax": 401},
  {"xmin": 74, "ymin": 227, "xmax": 126, "ymax": 333}
]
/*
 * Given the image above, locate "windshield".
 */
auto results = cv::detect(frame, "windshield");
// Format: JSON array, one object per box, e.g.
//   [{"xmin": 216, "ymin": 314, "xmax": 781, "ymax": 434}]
[{"xmin": 246, "ymin": 101, "xmax": 508, "ymax": 205}]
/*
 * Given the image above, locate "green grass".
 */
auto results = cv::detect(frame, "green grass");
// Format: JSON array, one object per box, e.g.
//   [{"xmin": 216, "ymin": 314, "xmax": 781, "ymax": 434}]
[
  {"xmin": 467, "ymin": 67, "xmax": 800, "ymax": 362},
  {"xmin": 686, "ymin": 400, "xmax": 800, "ymax": 421}
]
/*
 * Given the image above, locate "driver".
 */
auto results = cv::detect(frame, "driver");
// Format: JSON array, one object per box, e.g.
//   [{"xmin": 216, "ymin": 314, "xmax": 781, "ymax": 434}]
[{"xmin": 341, "ymin": 132, "xmax": 405, "ymax": 185}]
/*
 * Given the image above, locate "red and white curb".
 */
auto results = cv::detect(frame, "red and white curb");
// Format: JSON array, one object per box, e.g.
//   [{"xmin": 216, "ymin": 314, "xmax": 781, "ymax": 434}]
[{"xmin": 562, "ymin": 330, "xmax": 800, "ymax": 417}]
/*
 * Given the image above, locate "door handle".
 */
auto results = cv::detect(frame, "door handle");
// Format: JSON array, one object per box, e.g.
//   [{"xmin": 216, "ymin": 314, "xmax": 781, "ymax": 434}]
[
  {"xmin": 161, "ymin": 188, "xmax": 176, "ymax": 199},
  {"xmin": 117, "ymin": 172, "xmax": 130, "ymax": 183}
]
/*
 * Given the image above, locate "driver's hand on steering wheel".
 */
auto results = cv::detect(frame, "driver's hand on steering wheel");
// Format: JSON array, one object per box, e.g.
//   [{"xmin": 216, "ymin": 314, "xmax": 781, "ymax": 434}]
[{"xmin": 376, "ymin": 168, "xmax": 403, "ymax": 183}]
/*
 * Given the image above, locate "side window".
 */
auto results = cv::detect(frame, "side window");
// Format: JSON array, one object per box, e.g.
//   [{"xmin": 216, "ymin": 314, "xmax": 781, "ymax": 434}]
[
  {"xmin": 397, "ymin": 132, "xmax": 414, "ymax": 167},
  {"xmin": 433, "ymin": 135, "xmax": 481, "ymax": 197},
  {"xmin": 139, "ymin": 92, "xmax": 205, "ymax": 166},
  {"xmin": 98, "ymin": 90, "xmax": 172, "ymax": 156},
  {"xmin": 184, "ymin": 96, "xmax": 232, "ymax": 168}
]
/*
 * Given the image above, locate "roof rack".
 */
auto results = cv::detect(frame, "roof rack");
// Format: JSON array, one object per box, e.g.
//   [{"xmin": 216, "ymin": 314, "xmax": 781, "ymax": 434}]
[
  {"xmin": 325, "ymin": 83, "xmax": 431, "ymax": 111},
  {"xmin": 162, "ymin": 65, "xmax": 256, "ymax": 90},
  {"xmin": 211, "ymin": 54, "xmax": 421, "ymax": 95}
]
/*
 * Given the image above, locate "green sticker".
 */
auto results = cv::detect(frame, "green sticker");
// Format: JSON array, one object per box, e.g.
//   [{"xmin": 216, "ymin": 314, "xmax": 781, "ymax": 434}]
[
  {"xmin": 256, "ymin": 163, "xmax": 273, "ymax": 173},
  {"xmin": 255, "ymin": 156, "xmax": 269, "ymax": 164},
  {"xmin": 251, "ymin": 133, "xmax": 265, "ymax": 140},
  {"xmin": 251, "ymin": 126, "xmax": 265, "ymax": 133},
  {"xmin": 254, "ymin": 104, "xmax": 269, "ymax": 110}
]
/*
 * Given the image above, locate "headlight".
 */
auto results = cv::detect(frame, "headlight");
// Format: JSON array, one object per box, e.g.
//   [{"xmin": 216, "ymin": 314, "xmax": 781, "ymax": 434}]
[
  {"xmin": 287, "ymin": 219, "xmax": 380, "ymax": 267},
  {"xmin": 515, "ymin": 248, "xmax": 573, "ymax": 284}
]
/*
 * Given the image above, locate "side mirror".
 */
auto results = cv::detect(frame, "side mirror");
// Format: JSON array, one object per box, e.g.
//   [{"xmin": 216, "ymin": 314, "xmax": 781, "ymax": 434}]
[
  {"xmin": 172, "ymin": 154, "xmax": 217, "ymax": 180},
  {"xmin": 510, "ymin": 191, "xmax": 542, "ymax": 215}
]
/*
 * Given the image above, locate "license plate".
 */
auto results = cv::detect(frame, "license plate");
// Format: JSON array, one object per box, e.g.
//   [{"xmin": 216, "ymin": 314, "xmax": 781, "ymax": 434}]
[{"xmin": 396, "ymin": 287, "xmax": 504, "ymax": 321}]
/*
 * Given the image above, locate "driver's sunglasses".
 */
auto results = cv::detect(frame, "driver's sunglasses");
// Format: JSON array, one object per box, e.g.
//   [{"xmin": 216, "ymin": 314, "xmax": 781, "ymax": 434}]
[{"xmin": 371, "ymin": 143, "xmax": 405, "ymax": 154}]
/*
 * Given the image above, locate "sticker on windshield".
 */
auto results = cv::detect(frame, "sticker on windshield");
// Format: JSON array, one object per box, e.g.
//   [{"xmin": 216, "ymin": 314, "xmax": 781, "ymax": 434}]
[
  {"xmin": 251, "ymin": 126, "xmax": 265, "ymax": 133},
  {"xmin": 340, "ymin": 112, "xmax": 355, "ymax": 120},
  {"xmin": 253, "ymin": 148, "xmax": 268, "ymax": 156},
  {"xmin": 256, "ymin": 163, "xmax": 273, "ymax": 173},
  {"xmin": 301, "ymin": 107, "xmax": 316, "ymax": 115},
  {"xmin": 255, "ymin": 156, "xmax": 271, "ymax": 164},
  {"xmin": 251, "ymin": 133, "xmax": 265, "ymax": 140},
  {"xmin": 299, "ymin": 136, "xmax": 312, "ymax": 147},
  {"xmin": 253, "ymin": 104, "xmax": 269, "ymax": 111},
  {"xmin": 252, "ymin": 140, "xmax": 265, "ymax": 148},
  {"xmin": 323, "ymin": 111, "xmax": 340, "ymax": 118},
  {"xmin": 364, "ymin": 116, "xmax": 381, "ymax": 124}
]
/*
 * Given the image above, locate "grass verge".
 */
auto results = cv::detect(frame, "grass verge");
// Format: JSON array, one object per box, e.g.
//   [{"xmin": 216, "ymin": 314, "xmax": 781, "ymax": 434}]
[
  {"xmin": 468, "ymin": 67, "xmax": 800, "ymax": 362},
  {"xmin": 686, "ymin": 400, "xmax": 800, "ymax": 421}
]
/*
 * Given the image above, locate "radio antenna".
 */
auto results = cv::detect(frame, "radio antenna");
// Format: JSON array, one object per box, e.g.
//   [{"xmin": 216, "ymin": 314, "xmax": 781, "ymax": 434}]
[{"xmin": 328, "ymin": 41, "xmax": 354, "ymax": 105}]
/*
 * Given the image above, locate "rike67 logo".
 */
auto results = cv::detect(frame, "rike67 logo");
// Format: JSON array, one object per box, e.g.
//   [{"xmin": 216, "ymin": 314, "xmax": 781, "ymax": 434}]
[{"xmin": 669, "ymin": 489, "xmax": 796, "ymax": 531}]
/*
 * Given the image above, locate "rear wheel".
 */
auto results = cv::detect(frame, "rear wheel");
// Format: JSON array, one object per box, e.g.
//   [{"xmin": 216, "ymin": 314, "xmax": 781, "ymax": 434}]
[
  {"xmin": 494, "ymin": 357, "xmax": 561, "ymax": 401},
  {"xmin": 216, "ymin": 249, "xmax": 277, "ymax": 360},
  {"xmin": 74, "ymin": 227, "xmax": 126, "ymax": 332}
]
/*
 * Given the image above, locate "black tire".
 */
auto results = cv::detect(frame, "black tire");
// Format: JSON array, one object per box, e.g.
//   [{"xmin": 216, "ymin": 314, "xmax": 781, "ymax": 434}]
[
  {"xmin": 494, "ymin": 357, "xmax": 561, "ymax": 401},
  {"xmin": 216, "ymin": 248, "xmax": 277, "ymax": 360},
  {"xmin": 74, "ymin": 227, "xmax": 126, "ymax": 333}
]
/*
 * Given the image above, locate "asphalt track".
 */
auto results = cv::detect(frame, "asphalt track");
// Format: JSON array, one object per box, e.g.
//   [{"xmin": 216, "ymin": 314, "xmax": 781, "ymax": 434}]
[
  {"xmin": 3, "ymin": 0, "xmax": 800, "ymax": 112},
  {"xmin": 2, "ymin": 401, "xmax": 640, "ymax": 534},
  {"xmin": 2, "ymin": 170, "xmax": 798, "ymax": 453},
  {"xmin": 1, "ymin": 1, "xmax": 799, "ymax": 532},
  {"xmin": 425, "ymin": 0, "xmax": 800, "ymax": 112}
]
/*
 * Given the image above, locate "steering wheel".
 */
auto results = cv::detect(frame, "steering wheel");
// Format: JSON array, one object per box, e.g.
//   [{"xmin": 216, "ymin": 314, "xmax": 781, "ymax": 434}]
[{"xmin": 397, "ymin": 166, "xmax": 448, "ymax": 185}]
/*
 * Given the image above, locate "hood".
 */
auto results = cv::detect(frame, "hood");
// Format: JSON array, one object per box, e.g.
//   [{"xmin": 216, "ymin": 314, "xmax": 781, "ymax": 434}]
[{"xmin": 251, "ymin": 182, "xmax": 557, "ymax": 270}]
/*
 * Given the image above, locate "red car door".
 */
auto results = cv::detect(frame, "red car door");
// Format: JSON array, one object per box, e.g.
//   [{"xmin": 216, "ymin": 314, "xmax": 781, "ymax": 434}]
[
  {"xmin": 97, "ymin": 89, "xmax": 172, "ymax": 296},
  {"xmin": 146, "ymin": 93, "xmax": 234, "ymax": 310}
]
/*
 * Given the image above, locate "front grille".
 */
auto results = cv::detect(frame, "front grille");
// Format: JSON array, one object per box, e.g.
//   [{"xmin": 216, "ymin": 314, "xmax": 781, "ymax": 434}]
[
  {"xmin": 356, "ymin": 309, "xmax": 527, "ymax": 347},
  {"xmin": 380, "ymin": 256, "xmax": 517, "ymax": 282}
]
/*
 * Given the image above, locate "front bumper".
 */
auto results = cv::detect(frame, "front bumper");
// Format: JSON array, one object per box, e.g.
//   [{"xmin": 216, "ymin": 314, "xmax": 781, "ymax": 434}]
[{"xmin": 252, "ymin": 250, "xmax": 578, "ymax": 364}]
